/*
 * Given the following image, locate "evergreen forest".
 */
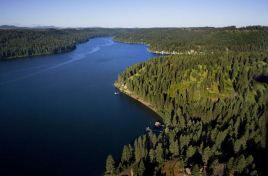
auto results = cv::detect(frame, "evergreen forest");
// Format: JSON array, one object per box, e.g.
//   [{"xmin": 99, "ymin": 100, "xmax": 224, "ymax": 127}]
[
  {"xmin": 107, "ymin": 26, "xmax": 268, "ymax": 176},
  {"xmin": 0, "ymin": 28, "xmax": 133, "ymax": 59},
  {"xmin": 114, "ymin": 26, "xmax": 268, "ymax": 54}
]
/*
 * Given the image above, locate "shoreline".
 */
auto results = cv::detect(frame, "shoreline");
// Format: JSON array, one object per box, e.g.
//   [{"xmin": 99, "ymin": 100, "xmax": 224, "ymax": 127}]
[
  {"xmin": 0, "ymin": 47, "xmax": 77, "ymax": 60},
  {"xmin": 112, "ymin": 39, "xmax": 172, "ymax": 55},
  {"xmin": 114, "ymin": 83, "xmax": 157, "ymax": 113},
  {"xmin": 1, "ymin": 36, "xmax": 114, "ymax": 60},
  {"xmin": 112, "ymin": 39, "xmax": 206, "ymax": 56}
]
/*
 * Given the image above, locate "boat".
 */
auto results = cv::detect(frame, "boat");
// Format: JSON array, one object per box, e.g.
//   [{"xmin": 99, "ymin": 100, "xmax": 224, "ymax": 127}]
[
  {"xmin": 114, "ymin": 92, "xmax": 119, "ymax": 95},
  {"xmin": 155, "ymin": 122, "xmax": 161, "ymax": 127}
]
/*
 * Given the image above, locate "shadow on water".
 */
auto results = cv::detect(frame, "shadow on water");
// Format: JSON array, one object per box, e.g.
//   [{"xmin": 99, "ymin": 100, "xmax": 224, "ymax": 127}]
[{"xmin": 0, "ymin": 37, "xmax": 162, "ymax": 176}]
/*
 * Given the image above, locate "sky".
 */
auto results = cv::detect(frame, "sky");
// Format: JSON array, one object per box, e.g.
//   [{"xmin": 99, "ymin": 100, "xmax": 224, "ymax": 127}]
[{"xmin": 0, "ymin": 0, "xmax": 267, "ymax": 28}]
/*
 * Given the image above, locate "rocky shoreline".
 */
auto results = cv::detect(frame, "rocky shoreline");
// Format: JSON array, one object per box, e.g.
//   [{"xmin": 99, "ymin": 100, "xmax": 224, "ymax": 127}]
[{"xmin": 114, "ymin": 82, "xmax": 157, "ymax": 113}]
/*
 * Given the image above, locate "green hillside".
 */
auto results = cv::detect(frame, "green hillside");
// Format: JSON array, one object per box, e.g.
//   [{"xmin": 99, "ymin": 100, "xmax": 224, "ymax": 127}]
[
  {"xmin": 0, "ymin": 28, "xmax": 134, "ymax": 59},
  {"xmin": 108, "ymin": 27, "xmax": 268, "ymax": 176},
  {"xmin": 114, "ymin": 26, "xmax": 268, "ymax": 54}
]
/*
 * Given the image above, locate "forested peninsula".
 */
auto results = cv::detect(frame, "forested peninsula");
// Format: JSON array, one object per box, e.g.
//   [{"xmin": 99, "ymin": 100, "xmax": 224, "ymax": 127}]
[
  {"xmin": 107, "ymin": 26, "xmax": 268, "ymax": 176},
  {"xmin": 0, "ymin": 28, "xmax": 133, "ymax": 59},
  {"xmin": 114, "ymin": 26, "xmax": 268, "ymax": 54}
]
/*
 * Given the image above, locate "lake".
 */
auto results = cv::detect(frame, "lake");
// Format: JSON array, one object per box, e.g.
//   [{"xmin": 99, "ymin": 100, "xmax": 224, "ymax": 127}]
[{"xmin": 0, "ymin": 37, "xmax": 162, "ymax": 176}]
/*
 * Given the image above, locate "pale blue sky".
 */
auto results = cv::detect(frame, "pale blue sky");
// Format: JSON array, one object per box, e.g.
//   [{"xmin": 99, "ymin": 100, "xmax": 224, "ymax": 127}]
[{"xmin": 0, "ymin": 0, "xmax": 267, "ymax": 28}]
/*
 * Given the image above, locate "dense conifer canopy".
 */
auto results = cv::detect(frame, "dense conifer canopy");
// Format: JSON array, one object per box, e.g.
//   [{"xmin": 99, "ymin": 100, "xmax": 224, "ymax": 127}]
[
  {"xmin": 0, "ymin": 28, "xmax": 133, "ymax": 59},
  {"xmin": 114, "ymin": 26, "xmax": 268, "ymax": 54},
  {"xmin": 111, "ymin": 26, "xmax": 268, "ymax": 176}
]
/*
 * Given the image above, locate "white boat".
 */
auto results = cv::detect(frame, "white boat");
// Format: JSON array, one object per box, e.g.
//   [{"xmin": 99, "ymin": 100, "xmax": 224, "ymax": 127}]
[{"xmin": 114, "ymin": 92, "xmax": 119, "ymax": 95}]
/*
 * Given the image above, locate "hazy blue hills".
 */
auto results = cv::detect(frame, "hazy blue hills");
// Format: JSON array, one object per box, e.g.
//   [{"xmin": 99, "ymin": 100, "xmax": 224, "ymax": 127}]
[
  {"xmin": 0, "ymin": 25, "xmax": 28, "ymax": 29},
  {"xmin": 0, "ymin": 25, "xmax": 109, "ymax": 29},
  {"xmin": 0, "ymin": 25, "xmax": 60, "ymax": 29}
]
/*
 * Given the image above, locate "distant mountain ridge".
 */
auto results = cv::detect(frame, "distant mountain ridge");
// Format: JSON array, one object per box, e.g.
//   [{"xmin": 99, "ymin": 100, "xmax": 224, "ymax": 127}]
[
  {"xmin": 0, "ymin": 25, "xmax": 28, "ymax": 29},
  {"xmin": 32, "ymin": 25, "xmax": 60, "ymax": 29},
  {"xmin": 0, "ymin": 25, "xmax": 106, "ymax": 29},
  {"xmin": 0, "ymin": 25, "xmax": 60, "ymax": 29}
]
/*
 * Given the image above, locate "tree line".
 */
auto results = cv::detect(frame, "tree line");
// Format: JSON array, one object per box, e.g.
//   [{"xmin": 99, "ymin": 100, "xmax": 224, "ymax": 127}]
[
  {"xmin": 0, "ymin": 28, "xmax": 133, "ymax": 59},
  {"xmin": 114, "ymin": 26, "xmax": 268, "ymax": 54}
]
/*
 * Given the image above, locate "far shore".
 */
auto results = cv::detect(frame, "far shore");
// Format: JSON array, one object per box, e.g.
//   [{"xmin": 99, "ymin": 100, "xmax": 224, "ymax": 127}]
[
  {"xmin": 112, "ymin": 39, "xmax": 172, "ymax": 55},
  {"xmin": 112, "ymin": 39, "xmax": 207, "ymax": 56}
]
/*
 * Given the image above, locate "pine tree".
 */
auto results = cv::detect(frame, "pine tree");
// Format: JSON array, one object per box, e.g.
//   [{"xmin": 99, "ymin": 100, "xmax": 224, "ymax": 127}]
[
  {"xmin": 134, "ymin": 139, "xmax": 140, "ymax": 161},
  {"xmin": 138, "ymin": 160, "xmax": 146, "ymax": 176},
  {"xmin": 245, "ymin": 155, "xmax": 254, "ymax": 166},
  {"xmin": 148, "ymin": 130, "xmax": 154, "ymax": 147},
  {"xmin": 121, "ymin": 145, "xmax": 132, "ymax": 164},
  {"xmin": 132, "ymin": 164, "xmax": 139, "ymax": 176},
  {"xmin": 191, "ymin": 164, "xmax": 200, "ymax": 176},
  {"xmin": 169, "ymin": 140, "xmax": 179, "ymax": 157},
  {"xmin": 186, "ymin": 145, "xmax": 195, "ymax": 158},
  {"xmin": 178, "ymin": 115, "xmax": 186, "ymax": 129},
  {"xmin": 236, "ymin": 155, "xmax": 246, "ymax": 173},
  {"xmin": 155, "ymin": 143, "xmax": 164, "ymax": 164},
  {"xmin": 227, "ymin": 157, "xmax": 234, "ymax": 174},
  {"xmin": 106, "ymin": 155, "xmax": 115, "ymax": 175},
  {"xmin": 149, "ymin": 149, "xmax": 155, "ymax": 163},
  {"xmin": 152, "ymin": 133, "xmax": 157, "ymax": 148},
  {"xmin": 178, "ymin": 159, "xmax": 185, "ymax": 173},
  {"xmin": 202, "ymin": 146, "xmax": 211, "ymax": 166},
  {"xmin": 210, "ymin": 159, "xmax": 219, "ymax": 175}
]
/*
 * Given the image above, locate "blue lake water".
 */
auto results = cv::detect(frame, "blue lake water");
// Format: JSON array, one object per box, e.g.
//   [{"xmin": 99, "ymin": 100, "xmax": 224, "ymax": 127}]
[{"xmin": 0, "ymin": 37, "xmax": 162, "ymax": 176}]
